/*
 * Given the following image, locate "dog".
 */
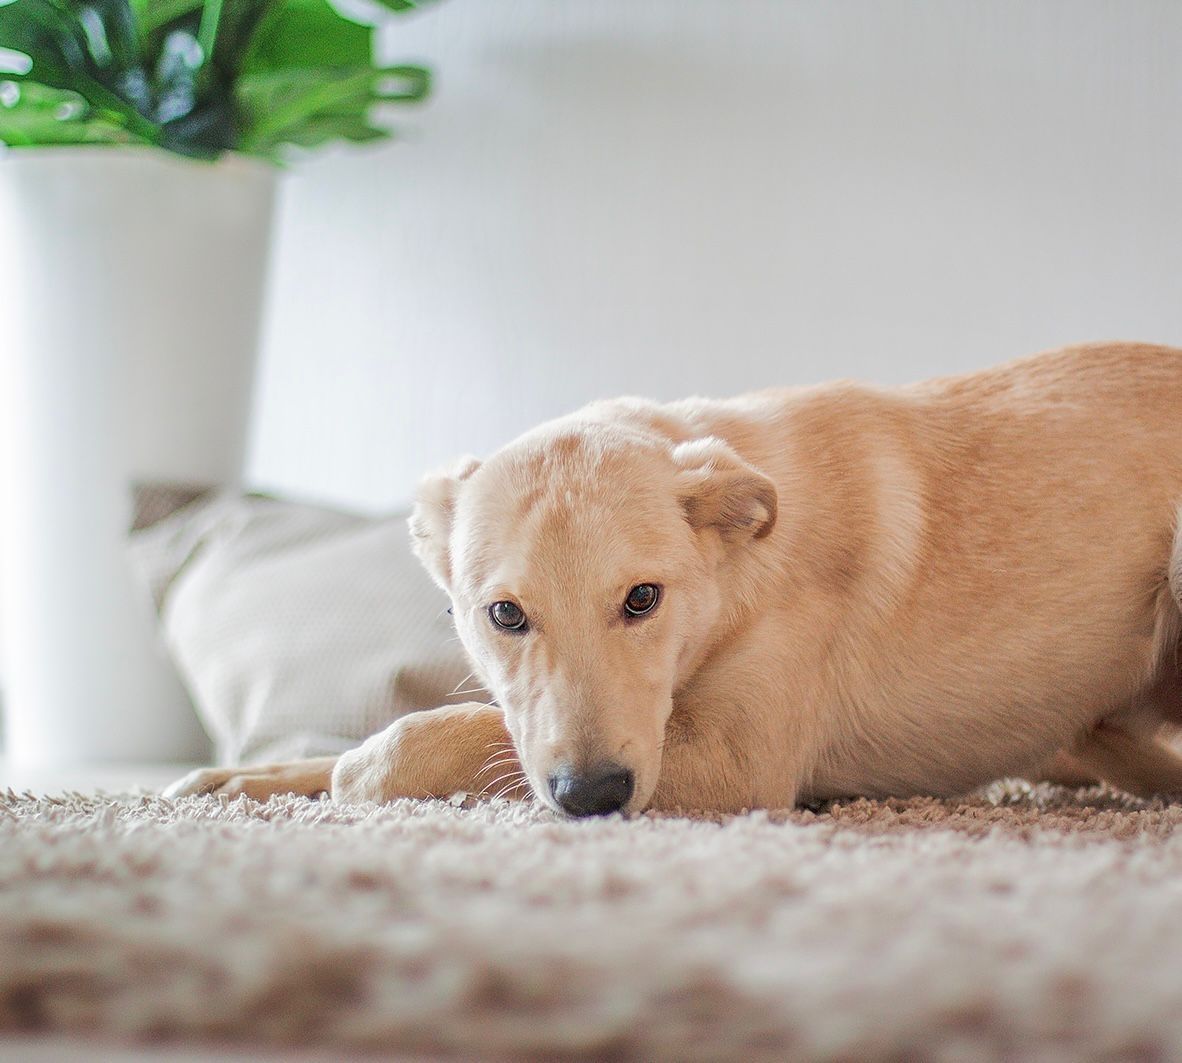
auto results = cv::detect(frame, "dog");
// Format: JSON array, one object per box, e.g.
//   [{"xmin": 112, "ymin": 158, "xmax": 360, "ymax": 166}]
[{"xmin": 167, "ymin": 342, "xmax": 1182, "ymax": 817}]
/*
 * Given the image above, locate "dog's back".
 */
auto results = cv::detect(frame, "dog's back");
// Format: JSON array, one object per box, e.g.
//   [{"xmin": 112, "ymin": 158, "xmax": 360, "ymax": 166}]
[{"xmin": 659, "ymin": 343, "xmax": 1182, "ymax": 799}]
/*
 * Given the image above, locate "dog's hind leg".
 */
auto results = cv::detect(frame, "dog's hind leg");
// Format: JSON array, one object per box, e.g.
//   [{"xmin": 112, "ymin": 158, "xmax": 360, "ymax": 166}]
[
  {"xmin": 1170, "ymin": 505, "xmax": 1182, "ymax": 617},
  {"xmin": 1050, "ymin": 522, "xmax": 1182, "ymax": 799},
  {"xmin": 1058, "ymin": 512, "xmax": 1182, "ymax": 797},
  {"xmin": 1065, "ymin": 723, "xmax": 1182, "ymax": 798}
]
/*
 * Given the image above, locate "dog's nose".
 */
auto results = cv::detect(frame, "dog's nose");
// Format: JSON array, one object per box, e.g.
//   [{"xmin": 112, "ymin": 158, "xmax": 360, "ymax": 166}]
[{"xmin": 548, "ymin": 763, "xmax": 634, "ymax": 817}]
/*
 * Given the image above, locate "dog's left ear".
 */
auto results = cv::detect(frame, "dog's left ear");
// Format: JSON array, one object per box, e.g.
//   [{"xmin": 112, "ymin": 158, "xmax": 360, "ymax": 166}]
[
  {"xmin": 408, "ymin": 455, "xmax": 482, "ymax": 590},
  {"xmin": 672, "ymin": 438, "xmax": 778, "ymax": 542}
]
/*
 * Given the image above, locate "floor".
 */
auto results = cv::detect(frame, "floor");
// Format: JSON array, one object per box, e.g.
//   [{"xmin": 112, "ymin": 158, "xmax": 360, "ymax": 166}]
[
  {"xmin": 5, "ymin": 782, "xmax": 1182, "ymax": 1060},
  {"xmin": 0, "ymin": 769, "xmax": 442, "ymax": 1062},
  {"xmin": 0, "ymin": 1035, "xmax": 422, "ymax": 1061}
]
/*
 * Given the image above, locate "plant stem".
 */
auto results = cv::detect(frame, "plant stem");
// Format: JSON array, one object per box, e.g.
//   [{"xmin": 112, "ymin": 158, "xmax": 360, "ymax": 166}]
[
  {"xmin": 196, "ymin": 0, "xmax": 224, "ymax": 82},
  {"xmin": 140, "ymin": 0, "xmax": 204, "ymax": 38}
]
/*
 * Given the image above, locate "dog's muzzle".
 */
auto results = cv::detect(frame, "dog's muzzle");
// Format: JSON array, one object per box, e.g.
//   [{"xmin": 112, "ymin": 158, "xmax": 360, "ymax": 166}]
[{"xmin": 548, "ymin": 763, "xmax": 634, "ymax": 817}]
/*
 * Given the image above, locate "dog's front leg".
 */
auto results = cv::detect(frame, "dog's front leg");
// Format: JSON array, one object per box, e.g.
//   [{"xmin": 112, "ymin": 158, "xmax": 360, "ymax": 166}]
[
  {"xmin": 165, "ymin": 757, "xmax": 338, "ymax": 801},
  {"xmin": 331, "ymin": 702, "xmax": 527, "ymax": 805},
  {"xmin": 648, "ymin": 710, "xmax": 797, "ymax": 815}
]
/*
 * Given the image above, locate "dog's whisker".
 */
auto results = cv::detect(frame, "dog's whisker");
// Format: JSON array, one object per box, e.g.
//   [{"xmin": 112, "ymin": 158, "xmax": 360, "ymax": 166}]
[
  {"xmin": 483, "ymin": 772, "xmax": 523, "ymax": 792},
  {"xmin": 477, "ymin": 741, "xmax": 514, "ymax": 762},
  {"xmin": 480, "ymin": 772, "xmax": 512, "ymax": 796},
  {"xmin": 492, "ymin": 774, "xmax": 529, "ymax": 801},
  {"xmin": 476, "ymin": 741, "xmax": 516, "ymax": 765},
  {"xmin": 448, "ymin": 672, "xmax": 476, "ymax": 697},
  {"xmin": 482, "ymin": 768, "xmax": 527, "ymax": 796},
  {"xmin": 475, "ymin": 757, "xmax": 519, "ymax": 781},
  {"xmin": 477, "ymin": 761, "xmax": 520, "ymax": 785},
  {"xmin": 476, "ymin": 748, "xmax": 513, "ymax": 771}
]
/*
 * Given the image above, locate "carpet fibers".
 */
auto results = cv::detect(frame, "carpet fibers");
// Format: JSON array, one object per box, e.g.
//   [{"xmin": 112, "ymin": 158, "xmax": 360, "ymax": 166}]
[{"xmin": 3, "ymin": 783, "xmax": 1182, "ymax": 1061}]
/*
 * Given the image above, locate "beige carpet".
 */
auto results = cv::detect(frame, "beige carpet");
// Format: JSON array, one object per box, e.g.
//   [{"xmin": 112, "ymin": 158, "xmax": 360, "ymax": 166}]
[{"xmin": 2, "ymin": 783, "xmax": 1182, "ymax": 1061}]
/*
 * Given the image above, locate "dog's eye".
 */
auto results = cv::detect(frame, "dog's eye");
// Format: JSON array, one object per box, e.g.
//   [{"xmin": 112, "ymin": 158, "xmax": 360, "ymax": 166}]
[
  {"xmin": 489, "ymin": 600, "xmax": 528, "ymax": 632},
  {"xmin": 623, "ymin": 583, "xmax": 661, "ymax": 618}
]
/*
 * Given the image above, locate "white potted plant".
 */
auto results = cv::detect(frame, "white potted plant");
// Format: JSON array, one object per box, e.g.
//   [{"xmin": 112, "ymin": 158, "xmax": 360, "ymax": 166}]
[{"xmin": 0, "ymin": 0, "xmax": 430, "ymax": 765}]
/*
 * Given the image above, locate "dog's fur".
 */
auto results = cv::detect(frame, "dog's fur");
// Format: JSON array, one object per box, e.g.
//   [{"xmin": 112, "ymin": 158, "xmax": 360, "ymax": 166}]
[{"xmin": 168, "ymin": 343, "xmax": 1182, "ymax": 814}]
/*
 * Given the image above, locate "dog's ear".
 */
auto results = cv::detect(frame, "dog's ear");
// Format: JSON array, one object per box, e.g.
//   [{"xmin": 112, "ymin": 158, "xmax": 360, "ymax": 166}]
[
  {"xmin": 408, "ymin": 455, "xmax": 482, "ymax": 590},
  {"xmin": 672, "ymin": 438, "xmax": 778, "ymax": 542}
]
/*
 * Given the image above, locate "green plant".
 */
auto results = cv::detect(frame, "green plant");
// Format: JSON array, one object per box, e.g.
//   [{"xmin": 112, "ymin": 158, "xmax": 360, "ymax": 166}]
[{"xmin": 0, "ymin": 0, "xmax": 431, "ymax": 161}]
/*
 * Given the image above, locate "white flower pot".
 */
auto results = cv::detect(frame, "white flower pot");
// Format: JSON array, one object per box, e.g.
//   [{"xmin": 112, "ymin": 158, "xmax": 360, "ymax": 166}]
[{"xmin": 0, "ymin": 148, "xmax": 276, "ymax": 765}]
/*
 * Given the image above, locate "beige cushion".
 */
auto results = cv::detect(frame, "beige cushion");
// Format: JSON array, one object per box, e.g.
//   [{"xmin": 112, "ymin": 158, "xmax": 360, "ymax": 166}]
[{"xmin": 129, "ymin": 492, "xmax": 482, "ymax": 765}]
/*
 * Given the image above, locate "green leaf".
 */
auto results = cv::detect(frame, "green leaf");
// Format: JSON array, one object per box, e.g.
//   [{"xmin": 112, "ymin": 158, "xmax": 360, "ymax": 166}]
[
  {"xmin": 264, "ymin": 110, "xmax": 385, "ymax": 150},
  {"xmin": 234, "ymin": 0, "xmax": 427, "ymax": 159},
  {"xmin": 0, "ymin": 0, "xmax": 162, "ymax": 139},
  {"xmin": 0, "ymin": 0, "xmax": 99, "ymax": 84},
  {"xmin": 0, "ymin": 0, "xmax": 431, "ymax": 157},
  {"xmin": 241, "ymin": 0, "xmax": 371, "ymax": 74},
  {"xmin": 235, "ymin": 61, "xmax": 425, "ymax": 156},
  {"xmin": 0, "ymin": 77, "xmax": 146, "ymax": 145}
]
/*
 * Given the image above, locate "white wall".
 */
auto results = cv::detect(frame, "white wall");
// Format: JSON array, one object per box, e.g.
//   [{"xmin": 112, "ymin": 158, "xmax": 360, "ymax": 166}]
[{"xmin": 247, "ymin": 0, "xmax": 1182, "ymax": 513}]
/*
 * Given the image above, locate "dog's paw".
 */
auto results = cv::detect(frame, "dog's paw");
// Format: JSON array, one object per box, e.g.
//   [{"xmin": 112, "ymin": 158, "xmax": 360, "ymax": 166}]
[
  {"xmin": 331, "ymin": 730, "xmax": 403, "ymax": 804},
  {"xmin": 329, "ymin": 703, "xmax": 522, "ymax": 805},
  {"xmin": 331, "ymin": 714, "xmax": 447, "ymax": 804},
  {"xmin": 162, "ymin": 766, "xmax": 295, "ymax": 801},
  {"xmin": 162, "ymin": 766, "xmax": 237, "ymax": 799}
]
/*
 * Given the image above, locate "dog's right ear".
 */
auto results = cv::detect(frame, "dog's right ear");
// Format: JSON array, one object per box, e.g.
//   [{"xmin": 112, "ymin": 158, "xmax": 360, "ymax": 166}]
[
  {"xmin": 672, "ymin": 438, "xmax": 778, "ymax": 543},
  {"xmin": 408, "ymin": 456, "xmax": 482, "ymax": 591}
]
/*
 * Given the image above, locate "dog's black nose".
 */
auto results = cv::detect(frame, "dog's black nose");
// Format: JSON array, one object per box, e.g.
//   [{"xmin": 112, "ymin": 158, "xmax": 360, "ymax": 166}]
[{"xmin": 548, "ymin": 763, "xmax": 634, "ymax": 817}]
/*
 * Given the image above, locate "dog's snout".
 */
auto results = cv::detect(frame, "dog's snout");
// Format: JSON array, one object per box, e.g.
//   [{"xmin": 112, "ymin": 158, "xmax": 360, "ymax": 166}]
[{"xmin": 548, "ymin": 763, "xmax": 634, "ymax": 817}]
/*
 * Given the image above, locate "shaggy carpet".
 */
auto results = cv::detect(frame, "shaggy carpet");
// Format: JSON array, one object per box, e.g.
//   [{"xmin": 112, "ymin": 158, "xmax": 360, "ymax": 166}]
[{"xmin": 3, "ymin": 784, "xmax": 1182, "ymax": 1061}]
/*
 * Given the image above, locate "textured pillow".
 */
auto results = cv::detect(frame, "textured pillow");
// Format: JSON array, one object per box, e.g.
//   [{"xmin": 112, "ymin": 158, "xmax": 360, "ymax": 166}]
[{"xmin": 129, "ymin": 491, "xmax": 483, "ymax": 765}]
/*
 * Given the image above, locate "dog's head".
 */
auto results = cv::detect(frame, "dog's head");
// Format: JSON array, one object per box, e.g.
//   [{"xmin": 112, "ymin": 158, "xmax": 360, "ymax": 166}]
[{"xmin": 409, "ymin": 418, "xmax": 776, "ymax": 816}]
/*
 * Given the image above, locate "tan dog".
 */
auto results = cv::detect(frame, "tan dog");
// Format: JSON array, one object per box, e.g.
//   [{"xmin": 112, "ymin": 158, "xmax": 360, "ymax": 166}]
[{"xmin": 167, "ymin": 343, "xmax": 1182, "ymax": 816}]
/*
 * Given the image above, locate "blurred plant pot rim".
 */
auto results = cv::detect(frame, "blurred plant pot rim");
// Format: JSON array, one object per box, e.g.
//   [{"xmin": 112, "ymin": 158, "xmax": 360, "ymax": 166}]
[{"xmin": 0, "ymin": 144, "xmax": 277, "ymax": 177}]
